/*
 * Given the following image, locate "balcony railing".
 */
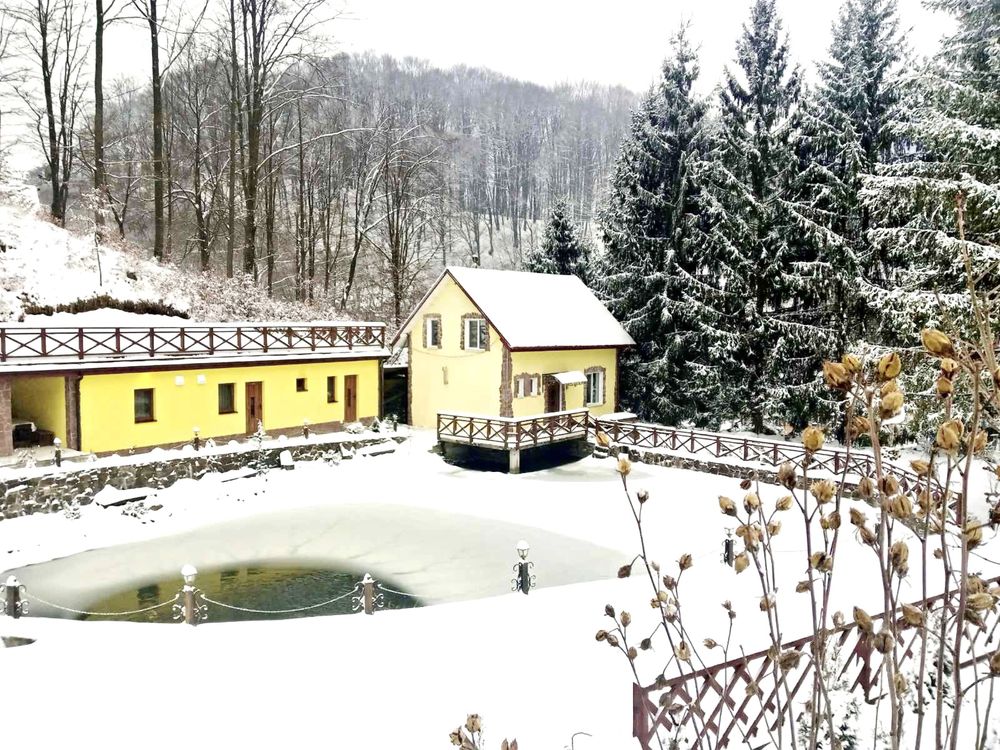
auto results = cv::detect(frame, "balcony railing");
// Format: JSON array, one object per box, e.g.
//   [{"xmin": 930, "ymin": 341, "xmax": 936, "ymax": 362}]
[{"xmin": 0, "ymin": 323, "xmax": 387, "ymax": 363}]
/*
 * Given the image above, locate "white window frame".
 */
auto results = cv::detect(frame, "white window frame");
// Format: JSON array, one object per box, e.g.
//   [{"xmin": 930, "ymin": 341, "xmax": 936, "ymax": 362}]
[
  {"xmin": 586, "ymin": 371, "xmax": 604, "ymax": 406},
  {"xmin": 425, "ymin": 317, "xmax": 441, "ymax": 348},
  {"xmin": 465, "ymin": 318, "xmax": 487, "ymax": 350},
  {"xmin": 515, "ymin": 375, "xmax": 540, "ymax": 399}
]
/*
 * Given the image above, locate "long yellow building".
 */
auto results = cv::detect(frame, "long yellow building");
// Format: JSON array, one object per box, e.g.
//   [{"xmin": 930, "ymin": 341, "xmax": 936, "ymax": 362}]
[
  {"xmin": 0, "ymin": 322, "xmax": 387, "ymax": 456},
  {"xmin": 393, "ymin": 267, "xmax": 635, "ymax": 429}
]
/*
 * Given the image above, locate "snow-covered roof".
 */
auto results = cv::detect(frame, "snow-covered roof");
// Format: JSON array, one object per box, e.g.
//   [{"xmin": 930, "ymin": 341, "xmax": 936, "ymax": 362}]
[{"xmin": 395, "ymin": 267, "xmax": 635, "ymax": 350}]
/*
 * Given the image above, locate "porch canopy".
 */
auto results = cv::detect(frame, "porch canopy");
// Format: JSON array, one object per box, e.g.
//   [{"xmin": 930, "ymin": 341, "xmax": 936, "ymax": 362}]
[{"xmin": 553, "ymin": 370, "xmax": 586, "ymax": 385}]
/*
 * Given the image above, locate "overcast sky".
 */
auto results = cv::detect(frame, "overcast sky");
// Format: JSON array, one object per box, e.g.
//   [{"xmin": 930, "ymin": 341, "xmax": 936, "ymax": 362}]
[{"xmin": 99, "ymin": 0, "xmax": 951, "ymax": 95}]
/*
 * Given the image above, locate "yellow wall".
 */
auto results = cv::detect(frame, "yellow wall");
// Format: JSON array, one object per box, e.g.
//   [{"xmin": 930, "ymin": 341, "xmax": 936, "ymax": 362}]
[
  {"xmin": 402, "ymin": 274, "xmax": 503, "ymax": 428},
  {"xmin": 510, "ymin": 348, "xmax": 618, "ymax": 418},
  {"xmin": 78, "ymin": 358, "xmax": 380, "ymax": 453},
  {"xmin": 11, "ymin": 376, "xmax": 67, "ymax": 439}
]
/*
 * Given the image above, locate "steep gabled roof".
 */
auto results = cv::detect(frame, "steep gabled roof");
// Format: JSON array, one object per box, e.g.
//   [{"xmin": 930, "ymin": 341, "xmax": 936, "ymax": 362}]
[{"xmin": 393, "ymin": 266, "xmax": 635, "ymax": 350}]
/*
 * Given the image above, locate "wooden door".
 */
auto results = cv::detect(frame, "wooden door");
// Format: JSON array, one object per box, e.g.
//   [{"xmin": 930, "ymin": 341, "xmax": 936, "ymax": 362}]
[
  {"xmin": 245, "ymin": 382, "xmax": 263, "ymax": 434},
  {"xmin": 344, "ymin": 375, "xmax": 358, "ymax": 422},
  {"xmin": 544, "ymin": 379, "xmax": 562, "ymax": 413}
]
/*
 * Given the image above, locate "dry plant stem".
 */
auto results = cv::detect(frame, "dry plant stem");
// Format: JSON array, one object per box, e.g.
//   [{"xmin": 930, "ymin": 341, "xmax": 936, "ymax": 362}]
[
  {"xmin": 617, "ymin": 475, "xmax": 710, "ymax": 744},
  {"xmin": 948, "ymin": 364, "xmax": 981, "ymax": 750},
  {"xmin": 865, "ymin": 396, "xmax": 902, "ymax": 750}
]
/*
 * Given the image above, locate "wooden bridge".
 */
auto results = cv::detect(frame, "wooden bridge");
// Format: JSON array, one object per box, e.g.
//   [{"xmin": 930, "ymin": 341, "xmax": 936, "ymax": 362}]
[{"xmin": 436, "ymin": 409, "xmax": 590, "ymax": 473}]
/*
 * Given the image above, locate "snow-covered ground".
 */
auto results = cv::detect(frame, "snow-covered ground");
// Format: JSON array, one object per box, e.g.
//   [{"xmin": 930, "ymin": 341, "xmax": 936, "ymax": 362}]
[{"xmin": 1, "ymin": 431, "xmax": 998, "ymax": 749}]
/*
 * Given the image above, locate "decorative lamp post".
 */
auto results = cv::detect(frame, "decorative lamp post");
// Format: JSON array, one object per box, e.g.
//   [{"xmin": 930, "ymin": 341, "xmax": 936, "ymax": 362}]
[
  {"xmin": 181, "ymin": 564, "xmax": 198, "ymax": 625},
  {"xmin": 193, "ymin": 427, "xmax": 201, "ymax": 451},
  {"xmin": 53, "ymin": 437, "xmax": 62, "ymax": 467},
  {"xmin": 1, "ymin": 575, "xmax": 27, "ymax": 619},
  {"xmin": 512, "ymin": 539, "xmax": 535, "ymax": 595},
  {"xmin": 302, "ymin": 419, "xmax": 310, "ymax": 439},
  {"xmin": 722, "ymin": 528, "xmax": 735, "ymax": 567}
]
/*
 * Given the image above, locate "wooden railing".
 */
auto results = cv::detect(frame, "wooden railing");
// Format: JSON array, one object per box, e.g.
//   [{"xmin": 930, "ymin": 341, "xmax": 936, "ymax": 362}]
[
  {"xmin": 592, "ymin": 418, "xmax": 941, "ymax": 498},
  {"xmin": 0, "ymin": 323, "xmax": 386, "ymax": 362},
  {"xmin": 437, "ymin": 409, "xmax": 591, "ymax": 451},
  {"xmin": 633, "ymin": 576, "xmax": 1000, "ymax": 749}
]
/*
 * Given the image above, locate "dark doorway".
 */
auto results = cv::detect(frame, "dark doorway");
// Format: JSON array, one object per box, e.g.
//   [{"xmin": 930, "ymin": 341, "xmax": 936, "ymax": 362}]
[
  {"xmin": 344, "ymin": 375, "xmax": 358, "ymax": 422},
  {"xmin": 245, "ymin": 381, "xmax": 263, "ymax": 433},
  {"xmin": 544, "ymin": 379, "xmax": 562, "ymax": 413}
]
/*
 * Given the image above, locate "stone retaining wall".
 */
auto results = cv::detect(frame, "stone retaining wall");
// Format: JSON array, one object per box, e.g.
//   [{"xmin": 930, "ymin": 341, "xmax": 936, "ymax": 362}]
[{"xmin": 1, "ymin": 435, "xmax": 407, "ymax": 519}]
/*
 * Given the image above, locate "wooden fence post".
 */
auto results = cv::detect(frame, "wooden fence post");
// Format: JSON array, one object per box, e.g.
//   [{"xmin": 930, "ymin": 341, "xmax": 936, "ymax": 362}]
[
  {"xmin": 3, "ymin": 575, "xmax": 23, "ymax": 619},
  {"xmin": 362, "ymin": 573, "xmax": 375, "ymax": 615},
  {"xmin": 181, "ymin": 564, "xmax": 198, "ymax": 626}
]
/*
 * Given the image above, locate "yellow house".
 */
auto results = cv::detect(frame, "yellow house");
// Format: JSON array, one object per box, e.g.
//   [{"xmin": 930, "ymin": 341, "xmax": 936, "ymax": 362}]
[
  {"xmin": 392, "ymin": 267, "xmax": 635, "ymax": 430},
  {"xmin": 0, "ymin": 321, "xmax": 388, "ymax": 457}
]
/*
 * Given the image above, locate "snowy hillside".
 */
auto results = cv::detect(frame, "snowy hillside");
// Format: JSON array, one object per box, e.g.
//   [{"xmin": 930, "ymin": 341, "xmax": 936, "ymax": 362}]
[{"xmin": 0, "ymin": 167, "xmax": 342, "ymax": 324}]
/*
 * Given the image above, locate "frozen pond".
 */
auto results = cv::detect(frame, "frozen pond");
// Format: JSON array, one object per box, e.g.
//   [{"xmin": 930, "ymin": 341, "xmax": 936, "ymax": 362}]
[{"xmin": 5, "ymin": 502, "xmax": 624, "ymax": 622}]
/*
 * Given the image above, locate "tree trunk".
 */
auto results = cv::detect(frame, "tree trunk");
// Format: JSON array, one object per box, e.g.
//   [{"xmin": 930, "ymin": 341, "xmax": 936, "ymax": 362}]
[
  {"xmin": 146, "ymin": 0, "xmax": 165, "ymax": 261},
  {"xmin": 94, "ymin": 0, "xmax": 106, "ymax": 235}
]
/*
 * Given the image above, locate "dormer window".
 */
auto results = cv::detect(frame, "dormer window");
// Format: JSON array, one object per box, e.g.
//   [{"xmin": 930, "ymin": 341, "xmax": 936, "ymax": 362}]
[{"xmin": 465, "ymin": 318, "xmax": 487, "ymax": 350}]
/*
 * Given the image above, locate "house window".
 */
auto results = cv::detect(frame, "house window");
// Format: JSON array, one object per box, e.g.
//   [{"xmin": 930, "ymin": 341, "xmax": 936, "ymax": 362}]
[
  {"xmin": 425, "ymin": 317, "xmax": 441, "ymax": 348},
  {"xmin": 586, "ymin": 370, "xmax": 604, "ymax": 406},
  {"xmin": 514, "ymin": 374, "xmax": 540, "ymax": 398},
  {"xmin": 296, "ymin": 377, "xmax": 307, "ymax": 392},
  {"xmin": 218, "ymin": 383, "xmax": 236, "ymax": 414},
  {"xmin": 327, "ymin": 376, "xmax": 337, "ymax": 403},
  {"xmin": 465, "ymin": 318, "xmax": 487, "ymax": 350},
  {"xmin": 134, "ymin": 388, "xmax": 154, "ymax": 423}
]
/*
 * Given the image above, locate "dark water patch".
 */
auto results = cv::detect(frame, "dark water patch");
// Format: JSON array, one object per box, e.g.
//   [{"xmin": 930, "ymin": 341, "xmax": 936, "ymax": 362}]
[{"xmin": 80, "ymin": 564, "xmax": 420, "ymax": 623}]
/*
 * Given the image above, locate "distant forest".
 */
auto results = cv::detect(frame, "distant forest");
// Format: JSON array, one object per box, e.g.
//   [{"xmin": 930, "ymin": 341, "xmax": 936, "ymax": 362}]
[{"xmin": 0, "ymin": 1, "xmax": 634, "ymax": 324}]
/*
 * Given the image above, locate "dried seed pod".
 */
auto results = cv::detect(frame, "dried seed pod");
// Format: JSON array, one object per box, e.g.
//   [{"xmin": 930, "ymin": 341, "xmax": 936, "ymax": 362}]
[
  {"xmin": 854, "ymin": 606, "xmax": 874, "ymax": 634},
  {"xmin": 640, "ymin": 638, "xmax": 652, "ymax": 650},
  {"xmin": 881, "ymin": 379, "xmax": 899, "ymax": 397},
  {"xmin": 941, "ymin": 357, "xmax": 960, "ymax": 376},
  {"xmin": 745, "ymin": 681, "xmax": 761, "ymax": 697},
  {"xmin": 775, "ymin": 495, "xmax": 793, "ymax": 511},
  {"xmin": 848, "ymin": 415, "xmax": 871, "ymax": 440},
  {"xmin": 968, "ymin": 576, "xmax": 986, "ymax": 594},
  {"xmin": 734, "ymin": 552, "xmax": 749, "ymax": 574},
  {"xmin": 935, "ymin": 376, "xmax": 953, "ymax": 398},
  {"xmin": 890, "ymin": 540, "xmax": 909, "ymax": 577},
  {"xmin": 662, "ymin": 575, "xmax": 676, "ymax": 590},
  {"xmin": 902, "ymin": 604, "xmax": 924, "ymax": 627},
  {"xmin": 990, "ymin": 650, "xmax": 1000, "ymax": 676},
  {"xmin": 719, "ymin": 495, "xmax": 737, "ymax": 516},
  {"xmin": 778, "ymin": 650, "xmax": 802, "ymax": 672},
  {"xmin": 859, "ymin": 525, "xmax": 877, "ymax": 546},
  {"xmin": 760, "ymin": 594, "xmax": 775, "ymax": 611},
  {"xmin": 767, "ymin": 520, "xmax": 782, "ymax": 536},
  {"xmin": 967, "ymin": 592, "xmax": 996, "ymax": 612},
  {"xmin": 595, "ymin": 430, "xmax": 611, "ymax": 448},
  {"xmin": 802, "ymin": 426, "xmax": 825, "ymax": 453},
  {"xmin": 968, "ymin": 430, "xmax": 988, "ymax": 454},
  {"xmin": 842, "ymin": 354, "xmax": 862, "ymax": 374},
  {"xmin": 810, "ymin": 479, "xmax": 836, "ymax": 504},
  {"xmin": 877, "ymin": 352, "xmax": 902, "ymax": 381},
  {"xmin": 849, "ymin": 508, "xmax": 867, "ymax": 526},
  {"xmin": 833, "ymin": 611, "xmax": 845, "ymax": 628},
  {"xmin": 964, "ymin": 523, "xmax": 984, "ymax": 549},
  {"xmin": 873, "ymin": 629, "xmax": 895, "ymax": 654},
  {"xmin": 620, "ymin": 611, "xmax": 632, "ymax": 627},
  {"xmin": 675, "ymin": 641, "xmax": 691, "ymax": 662},
  {"xmin": 618, "ymin": 564, "xmax": 632, "ymax": 578},
  {"xmin": 810, "ymin": 551, "xmax": 829, "ymax": 570},
  {"xmin": 595, "ymin": 629, "xmax": 608, "ymax": 642},
  {"xmin": 703, "ymin": 638, "xmax": 718, "ymax": 649},
  {"xmin": 921, "ymin": 328, "xmax": 954, "ymax": 357},
  {"xmin": 678, "ymin": 553, "xmax": 693, "ymax": 571},
  {"xmin": 744, "ymin": 492, "xmax": 760, "ymax": 513},
  {"xmin": 880, "ymin": 391, "xmax": 904, "ymax": 419},
  {"xmin": 656, "ymin": 590, "xmax": 669, "ymax": 603},
  {"xmin": 627, "ymin": 646, "xmax": 638, "ymax": 660},
  {"xmin": 777, "ymin": 463, "xmax": 797, "ymax": 489},
  {"xmin": 823, "ymin": 361, "xmax": 852, "ymax": 390},
  {"xmin": 910, "ymin": 459, "xmax": 930, "ymax": 476},
  {"xmin": 796, "ymin": 579, "xmax": 812, "ymax": 593},
  {"xmin": 894, "ymin": 672, "xmax": 908, "ymax": 695},
  {"xmin": 605, "ymin": 604, "xmax": 615, "ymax": 618},
  {"xmin": 857, "ymin": 476, "xmax": 875, "ymax": 499},
  {"xmin": 606, "ymin": 633, "xmax": 619, "ymax": 647},
  {"xmin": 881, "ymin": 475, "xmax": 900, "ymax": 495},
  {"xmin": 890, "ymin": 494, "xmax": 913, "ymax": 520},
  {"xmin": 617, "ymin": 456, "xmax": 632, "ymax": 476},
  {"xmin": 822, "ymin": 511, "xmax": 841, "ymax": 530},
  {"xmin": 936, "ymin": 420, "xmax": 963, "ymax": 452},
  {"xmin": 637, "ymin": 489, "xmax": 650, "ymax": 503}
]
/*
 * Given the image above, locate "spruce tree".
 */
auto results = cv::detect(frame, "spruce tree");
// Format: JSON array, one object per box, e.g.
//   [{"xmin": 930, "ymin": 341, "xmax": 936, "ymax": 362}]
[
  {"xmin": 695, "ymin": 0, "xmax": 838, "ymax": 432},
  {"xmin": 806, "ymin": 0, "xmax": 904, "ymax": 352},
  {"xmin": 523, "ymin": 200, "xmax": 592, "ymax": 280},
  {"xmin": 860, "ymin": 0, "xmax": 1000, "ymax": 348},
  {"xmin": 594, "ymin": 27, "xmax": 709, "ymax": 425}
]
